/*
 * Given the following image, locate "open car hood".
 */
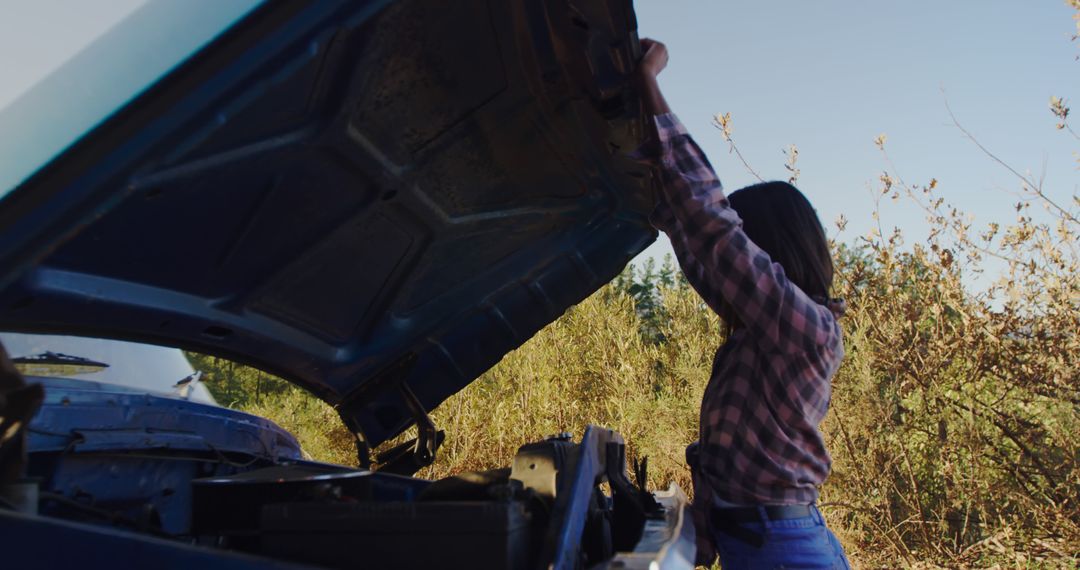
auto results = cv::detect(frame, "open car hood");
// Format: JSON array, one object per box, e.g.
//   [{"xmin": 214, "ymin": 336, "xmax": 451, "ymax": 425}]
[{"xmin": 0, "ymin": 0, "xmax": 654, "ymax": 448}]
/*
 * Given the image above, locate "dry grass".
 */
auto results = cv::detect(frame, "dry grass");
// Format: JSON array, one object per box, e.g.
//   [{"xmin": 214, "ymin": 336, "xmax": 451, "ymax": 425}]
[
  {"xmin": 216, "ymin": 232, "xmax": 1077, "ymax": 568},
  {"xmin": 198, "ymin": 175, "xmax": 1080, "ymax": 568},
  {"xmin": 204, "ymin": 20, "xmax": 1080, "ymax": 562},
  {"xmin": 199, "ymin": 151, "xmax": 1079, "ymax": 567}
]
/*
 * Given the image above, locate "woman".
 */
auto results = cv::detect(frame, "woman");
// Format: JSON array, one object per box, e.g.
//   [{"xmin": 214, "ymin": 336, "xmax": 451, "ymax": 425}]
[{"xmin": 636, "ymin": 39, "xmax": 851, "ymax": 569}]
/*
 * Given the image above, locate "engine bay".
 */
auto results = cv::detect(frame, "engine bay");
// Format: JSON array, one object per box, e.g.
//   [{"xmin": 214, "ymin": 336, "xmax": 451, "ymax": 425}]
[{"xmin": 3, "ymin": 375, "xmax": 691, "ymax": 569}]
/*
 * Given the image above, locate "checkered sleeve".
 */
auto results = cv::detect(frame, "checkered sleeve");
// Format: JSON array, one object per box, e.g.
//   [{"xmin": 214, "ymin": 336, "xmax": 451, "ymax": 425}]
[
  {"xmin": 647, "ymin": 113, "xmax": 838, "ymax": 354},
  {"xmin": 646, "ymin": 121, "xmax": 729, "ymax": 317},
  {"xmin": 650, "ymin": 192, "xmax": 730, "ymax": 317}
]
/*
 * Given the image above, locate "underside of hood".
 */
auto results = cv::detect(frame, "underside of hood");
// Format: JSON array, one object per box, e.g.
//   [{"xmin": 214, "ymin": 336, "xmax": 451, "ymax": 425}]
[{"xmin": 0, "ymin": 0, "xmax": 654, "ymax": 448}]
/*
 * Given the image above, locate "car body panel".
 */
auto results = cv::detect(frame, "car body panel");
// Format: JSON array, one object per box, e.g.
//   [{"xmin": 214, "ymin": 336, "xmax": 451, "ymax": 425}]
[
  {"xmin": 0, "ymin": 0, "xmax": 653, "ymax": 447},
  {"xmin": 24, "ymin": 375, "xmax": 303, "ymax": 535},
  {"xmin": 0, "ymin": 0, "xmax": 696, "ymax": 566}
]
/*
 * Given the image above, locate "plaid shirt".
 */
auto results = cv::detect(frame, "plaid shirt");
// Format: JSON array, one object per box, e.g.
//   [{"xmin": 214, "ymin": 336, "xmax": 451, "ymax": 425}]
[{"xmin": 644, "ymin": 113, "xmax": 844, "ymax": 506}]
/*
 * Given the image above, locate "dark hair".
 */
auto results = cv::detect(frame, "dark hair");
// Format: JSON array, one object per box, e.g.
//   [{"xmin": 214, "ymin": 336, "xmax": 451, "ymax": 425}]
[{"xmin": 720, "ymin": 181, "xmax": 834, "ymax": 332}]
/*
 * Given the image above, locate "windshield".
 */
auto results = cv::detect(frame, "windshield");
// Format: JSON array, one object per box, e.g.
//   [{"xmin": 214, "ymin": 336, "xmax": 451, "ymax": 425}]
[
  {"xmin": 0, "ymin": 0, "xmax": 263, "ymax": 197},
  {"xmin": 0, "ymin": 332, "xmax": 217, "ymax": 405}
]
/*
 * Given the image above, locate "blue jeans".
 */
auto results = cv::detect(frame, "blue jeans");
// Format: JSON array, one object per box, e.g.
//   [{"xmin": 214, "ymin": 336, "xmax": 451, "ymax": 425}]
[{"xmin": 710, "ymin": 505, "xmax": 851, "ymax": 569}]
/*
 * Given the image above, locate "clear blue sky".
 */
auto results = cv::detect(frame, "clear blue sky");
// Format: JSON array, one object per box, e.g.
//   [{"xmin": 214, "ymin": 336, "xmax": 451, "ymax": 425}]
[
  {"xmin": 1, "ymin": 1, "xmax": 1077, "ymax": 272},
  {"xmin": 632, "ymin": 1, "xmax": 1080, "ymax": 267}
]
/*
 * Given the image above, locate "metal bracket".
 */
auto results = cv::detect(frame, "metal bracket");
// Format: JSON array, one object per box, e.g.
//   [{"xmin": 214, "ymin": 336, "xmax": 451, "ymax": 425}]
[
  {"xmin": 336, "ymin": 353, "xmax": 432, "ymax": 471},
  {"xmin": 370, "ymin": 382, "xmax": 444, "ymax": 477},
  {"xmin": 537, "ymin": 426, "xmax": 618, "ymax": 570},
  {"xmin": 344, "ymin": 377, "xmax": 445, "ymax": 474}
]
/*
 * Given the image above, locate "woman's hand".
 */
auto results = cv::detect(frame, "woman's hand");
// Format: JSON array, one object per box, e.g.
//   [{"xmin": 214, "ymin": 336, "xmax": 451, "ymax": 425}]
[
  {"xmin": 638, "ymin": 38, "xmax": 669, "ymax": 79},
  {"xmin": 637, "ymin": 38, "xmax": 672, "ymax": 115}
]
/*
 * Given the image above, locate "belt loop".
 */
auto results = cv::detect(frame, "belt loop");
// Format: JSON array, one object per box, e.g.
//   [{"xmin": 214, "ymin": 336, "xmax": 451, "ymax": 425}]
[
  {"xmin": 811, "ymin": 504, "xmax": 824, "ymax": 524},
  {"xmin": 756, "ymin": 505, "xmax": 772, "ymax": 544}
]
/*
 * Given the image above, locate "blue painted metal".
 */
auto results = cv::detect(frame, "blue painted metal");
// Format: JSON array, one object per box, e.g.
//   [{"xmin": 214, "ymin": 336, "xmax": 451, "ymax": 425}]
[
  {"xmin": 26, "ymin": 375, "xmax": 303, "ymax": 535},
  {"xmin": 0, "ymin": 0, "xmax": 653, "ymax": 448},
  {"xmin": 28, "ymin": 375, "xmax": 303, "ymax": 459},
  {"xmin": 541, "ymin": 425, "xmax": 622, "ymax": 570},
  {"xmin": 0, "ymin": 0, "xmax": 660, "ymax": 562}
]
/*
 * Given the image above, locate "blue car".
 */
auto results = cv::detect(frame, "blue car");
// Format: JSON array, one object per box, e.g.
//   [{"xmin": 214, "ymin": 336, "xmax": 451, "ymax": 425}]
[{"xmin": 0, "ymin": 1, "xmax": 693, "ymax": 568}]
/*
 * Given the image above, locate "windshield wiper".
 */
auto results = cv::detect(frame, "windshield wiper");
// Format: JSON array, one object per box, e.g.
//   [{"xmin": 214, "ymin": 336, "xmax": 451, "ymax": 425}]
[{"xmin": 11, "ymin": 351, "xmax": 109, "ymax": 376}]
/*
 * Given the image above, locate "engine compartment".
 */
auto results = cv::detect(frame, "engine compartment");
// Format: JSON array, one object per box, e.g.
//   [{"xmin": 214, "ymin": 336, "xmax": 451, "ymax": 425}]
[
  {"xmin": 9, "ymin": 376, "xmax": 687, "ymax": 569},
  {"xmin": 191, "ymin": 433, "xmax": 661, "ymax": 569}
]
